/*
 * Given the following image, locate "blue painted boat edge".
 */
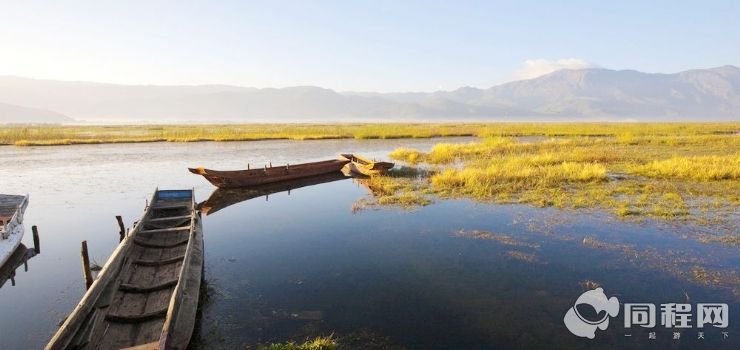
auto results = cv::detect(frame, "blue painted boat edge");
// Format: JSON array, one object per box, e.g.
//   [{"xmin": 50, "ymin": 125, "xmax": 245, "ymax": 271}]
[{"xmin": 155, "ymin": 189, "xmax": 194, "ymax": 200}]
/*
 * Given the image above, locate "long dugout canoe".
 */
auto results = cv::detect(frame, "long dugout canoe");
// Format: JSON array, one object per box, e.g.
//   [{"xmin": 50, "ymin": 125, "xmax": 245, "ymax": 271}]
[{"xmin": 46, "ymin": 189, "xmax": 203, "ymax": 350}]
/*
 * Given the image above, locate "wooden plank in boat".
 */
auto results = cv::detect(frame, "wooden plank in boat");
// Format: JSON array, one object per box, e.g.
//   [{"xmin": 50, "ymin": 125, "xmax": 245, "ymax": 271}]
[
  {"xmin": 139, "ymin": 226, "xmax": 191, "ymax": 234},
  {"xmin": 148, "ymin": 215, "xmax": 192, "ymax": 223},
  {"xmin": 121, "ymin": 341, "xmax": 159, "ymax": 350},
  {"xmin": 150, "ymin": 203, "xmax": 190, "ymax": 210}
]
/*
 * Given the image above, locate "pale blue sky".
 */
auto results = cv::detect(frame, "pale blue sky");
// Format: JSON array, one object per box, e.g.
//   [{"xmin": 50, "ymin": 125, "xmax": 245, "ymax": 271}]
[{"xmin": 1, "ymin": 0, "xmax": 738, "ymax": 91}]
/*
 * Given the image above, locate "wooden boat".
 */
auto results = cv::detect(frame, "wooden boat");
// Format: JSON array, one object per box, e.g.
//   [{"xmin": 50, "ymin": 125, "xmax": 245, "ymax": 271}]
[
  {"xmin": 0, "ymin": 194, "xmax": 29, "ymax": 268},
  {"xmin": 46, "ymin": 189, "xmax": 203, "ymax": 350},
  {"xmin": 189, "ymin": 158, "xmax": 350, "ymax": 188},
  {"xmin": 340, "ymin": 154, "xmax": 394, "ymax": 176},
  {"xmin": 198, "ymin": 171, "xmax": 349, "ymax": 215}
]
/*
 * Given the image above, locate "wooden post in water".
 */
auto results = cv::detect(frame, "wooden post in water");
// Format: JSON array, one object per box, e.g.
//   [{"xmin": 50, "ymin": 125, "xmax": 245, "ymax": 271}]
[
  {"xmin": 32, "ymin": 225, "xmax": 40, "ymax": 254},
  {"xmin": 115, "ymin": 216, "xmax": 126, "ymax": 242},
  {"xmin": 80, "ymin": 241, "xmax": 93, "ymax": 289}
]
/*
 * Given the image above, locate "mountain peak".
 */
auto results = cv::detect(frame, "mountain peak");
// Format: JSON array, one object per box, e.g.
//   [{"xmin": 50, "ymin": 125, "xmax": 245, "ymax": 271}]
[{"xmin": 706, "ymin": 65, "xmax": 740, "ymax": 75}]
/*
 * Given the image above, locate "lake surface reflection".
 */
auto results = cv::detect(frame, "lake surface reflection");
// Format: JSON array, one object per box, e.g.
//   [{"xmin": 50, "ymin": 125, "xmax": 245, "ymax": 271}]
[{"xmin": 0, "ymin": 137, "xmax": 737, "ymax": 349}]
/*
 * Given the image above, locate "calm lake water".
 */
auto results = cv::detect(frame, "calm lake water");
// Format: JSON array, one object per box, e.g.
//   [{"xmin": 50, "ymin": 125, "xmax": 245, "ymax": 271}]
[{"xmin": 0, "ymin": 138, "xmax": 737, "ymax": 349}]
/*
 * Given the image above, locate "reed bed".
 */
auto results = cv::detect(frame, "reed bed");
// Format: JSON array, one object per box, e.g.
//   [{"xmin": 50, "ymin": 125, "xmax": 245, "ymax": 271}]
[
  {"xmin": 1, "ymin": 122, "xmax": 737, "ymax": 146},
  {"xmin": 632, "ymin": 155, "xmax": 740, "ymax": 181},
  {"xmin": 384, "ymin": 126, "xmax": 739, "ymax": 233}
]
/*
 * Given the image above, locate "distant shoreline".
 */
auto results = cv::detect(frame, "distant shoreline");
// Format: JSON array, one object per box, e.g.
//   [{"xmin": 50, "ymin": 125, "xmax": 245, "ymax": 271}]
[{"xmin": 0, "ymin": 122, "xmax": 737, "ymax": 147}]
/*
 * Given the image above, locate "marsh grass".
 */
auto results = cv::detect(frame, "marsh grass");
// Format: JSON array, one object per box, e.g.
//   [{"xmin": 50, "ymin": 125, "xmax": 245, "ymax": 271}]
[
  {"xmin": 0, "ymin": 123, "xmax": 477, "ymax": 146},
  {"xmin": 351, "ymin": 167, "xmax": 434, "ymax": 211},
  {"xmin": 258, "ymin": 336, "xmax": 336, "ymax": 350},
  {"xmin": 632, "ymin": 155, "xmax": 740, "ymax": 180},
  {"xmin": 697, "ymin": 234, "xmax": 740, "ymax": 247},
  {"xmin": 1, "ymin": 122, "xmax": 737, "ymax": 146},
  {"xmin": 454, "ymin": 230, "xmax": 540, "ymax": 248},
  {"xmin": 382, "ymin": 124, "xmax": 739, "ymax": 238}
]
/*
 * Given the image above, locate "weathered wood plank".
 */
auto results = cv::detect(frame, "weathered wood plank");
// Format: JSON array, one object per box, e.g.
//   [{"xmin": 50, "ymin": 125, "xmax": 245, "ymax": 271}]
[
  {"xmin": 119, "ymin": 279, "xmax": 178, "ymax": 293},
  {"xmin": 158, "ymin": 213, "xmax": 203, "ymax": 350},
  {"xmin": 121, "ymin": 341, "xmax": 159, "ymax": 350},
  {"xmin": 133, "ymin": 237, "xmax": 189, "ymax": 249},
  {"xmin": 138, "ymin": 226, "xmax": 191, "ymax": 234},
  {"xmin": 147, "ymin": 215, "xmax": 191, "ymax": 223},
  {"xmin": 150, "ymin": 203, "xmax": 190, "ymax": 210},
  {"xmin": 106, "ymin": 308, "xmax": 168, "ymax": 323},
  {"xmin": 134, "ymin": 255, "xmax": 185, "ymax": 267}
]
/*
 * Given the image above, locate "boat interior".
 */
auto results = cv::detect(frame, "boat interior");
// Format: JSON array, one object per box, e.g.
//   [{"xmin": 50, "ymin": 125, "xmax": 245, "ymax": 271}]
[{"xmin": 58, "ymin": 190, "xmax": 197, "ymax": 349}]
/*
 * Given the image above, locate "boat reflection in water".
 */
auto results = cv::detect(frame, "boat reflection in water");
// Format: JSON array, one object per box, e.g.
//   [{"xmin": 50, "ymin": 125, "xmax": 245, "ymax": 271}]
[
  {"xmin": 198, "ymin": 172, "xmax": 351, "ymax": 216},
  {"xmin": 0, "ymin": 243, "xmax": 39, "ymax": 289}
]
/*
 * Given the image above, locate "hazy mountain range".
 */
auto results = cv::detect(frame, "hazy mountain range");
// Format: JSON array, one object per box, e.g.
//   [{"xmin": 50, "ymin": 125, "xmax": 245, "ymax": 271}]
[{"xmin": 1, "ymin": 65, "xmax": 739, "ymax": 123}]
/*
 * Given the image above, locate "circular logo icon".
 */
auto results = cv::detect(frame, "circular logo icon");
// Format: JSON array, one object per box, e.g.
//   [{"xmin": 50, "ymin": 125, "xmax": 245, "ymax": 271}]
[{"xmin": 564, "ymin": 287, "xmax": 620, "ymax": 339}]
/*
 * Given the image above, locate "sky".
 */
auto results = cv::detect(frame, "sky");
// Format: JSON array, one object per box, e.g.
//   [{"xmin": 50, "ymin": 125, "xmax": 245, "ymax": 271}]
[{"xmin": 1, "ymin": 0, "xmax": 739, "ymax": 92}]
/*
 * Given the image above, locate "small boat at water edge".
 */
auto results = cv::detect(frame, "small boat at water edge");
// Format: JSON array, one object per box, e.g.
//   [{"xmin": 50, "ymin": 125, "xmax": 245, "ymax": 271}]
[
  {"xmin": 0, "ymin": 194, "xmax": 29, "ymax": 269},
  {"xmin": 46, "ymin": 189, "xmax": 203, "ymax": 350},
  {"xmin": 189, "ymin": 158, "xmax": 350, "ymax": 189},
  {"xmin": 340, "ymin": 154, "xmax": 394, "ymax": 176}
]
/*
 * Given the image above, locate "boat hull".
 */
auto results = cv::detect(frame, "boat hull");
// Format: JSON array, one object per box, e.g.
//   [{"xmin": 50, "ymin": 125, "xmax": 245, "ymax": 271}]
[
  {"xmin": 46, "ymin": 189, "xmax": 202, "ymax": 350},
  {"xmin": 0, "ymin": 224, "xmax": 24, "ymax": 269},
  {"xmin": 0, "ymin": 194, "xmax": 28, "ymax": 269},
  {"xmin": 189, "ymin": 158, "xmax": 349, "ymax": 188}
]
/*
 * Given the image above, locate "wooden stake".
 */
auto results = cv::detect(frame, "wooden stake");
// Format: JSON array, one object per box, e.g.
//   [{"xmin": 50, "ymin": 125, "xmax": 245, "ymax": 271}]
[
  {"xmin": 32, "ymin": 225, "xmax": 40, "ymax": 254},
  {"xmin": 115, "ymin": 216, "xmax": 126, "ymax": 242},
  {"xmin": 81, "ymin": 241, "xmax": 93, "ymax": 289}
]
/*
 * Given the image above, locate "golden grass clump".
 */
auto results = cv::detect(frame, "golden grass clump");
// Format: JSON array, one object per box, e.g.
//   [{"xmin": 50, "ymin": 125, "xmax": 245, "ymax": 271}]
[
  {"xmin": 431, "ymin": 161, "xmax": 606, "ymax": 194},
  {"xmin": 351, "ymin": 167, "xmax": 433, "ymax": 211},
  {"xmin": 632, "ymin": 155, "xmax": 740, "ymax": 181},
  {"xmin": 258, "ymin": 336, "xmax": 336, "ymax": 350},
  {"xmin": 389, "ymin": 147, "xmax": 424, "ymax": 164}
]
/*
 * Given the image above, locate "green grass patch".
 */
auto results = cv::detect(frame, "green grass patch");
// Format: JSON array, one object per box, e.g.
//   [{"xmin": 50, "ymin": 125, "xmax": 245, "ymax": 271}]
[{"xmin": 258, "ymin": 336, "xmax": 336, "ymax": 350}]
